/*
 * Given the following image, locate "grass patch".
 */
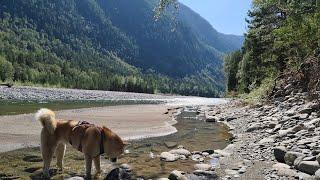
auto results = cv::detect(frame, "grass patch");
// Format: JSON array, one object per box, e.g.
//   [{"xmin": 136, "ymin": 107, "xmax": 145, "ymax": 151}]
[{"xmin": 239, "ymin": 77, "xmax": 275, "ymax": 105}]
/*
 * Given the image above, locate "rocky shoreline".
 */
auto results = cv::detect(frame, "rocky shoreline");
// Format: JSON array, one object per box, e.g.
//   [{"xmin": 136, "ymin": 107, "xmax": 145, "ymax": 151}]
[
  {"xmin": 153, "ymin": 92, "xmax": 320, "ymax": 180},
  {"xmin": 2, "ymin": 85, "xmax": 320, "ymax": 179},
  {"xmin": 0, "ymin": 86, "xmax": 172, "ymax": 102}
]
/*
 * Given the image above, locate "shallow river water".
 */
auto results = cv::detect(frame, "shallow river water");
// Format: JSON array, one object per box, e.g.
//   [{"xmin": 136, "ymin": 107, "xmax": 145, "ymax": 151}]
[
  {"xmin": 0, "ymin": 99, "xmax": 160, "ymax": 116},
  {"xmin": 118, "ymin": 107, "xmax": 231, "ymax": 179}
]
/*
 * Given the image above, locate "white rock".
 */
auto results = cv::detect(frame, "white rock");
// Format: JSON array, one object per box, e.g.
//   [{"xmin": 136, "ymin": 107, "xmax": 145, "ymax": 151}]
[
  {"xmin": 258, "ymin": 137, "xmax": 275, "ymax": 144},
  {"xmin": 160, "ymin": 152, "xmax": 179, "ymax": 162},
  {"xmin": 67, "ymin": 177, "xmax": 85, "ymax": 180},
  {"xmin": 272, "ymin": 163, "xmax": 290, "ymax": 170},
  {"xmin": 225, "ymin": 169, "xmax": 239, "ymax": 176},
  {"xmin": 194, "ymin": 164, "xmax": 212, "ymax": 171},
  {"xmin": 169, "ymin": 149, "xmax": 191, "ymax": 156}
]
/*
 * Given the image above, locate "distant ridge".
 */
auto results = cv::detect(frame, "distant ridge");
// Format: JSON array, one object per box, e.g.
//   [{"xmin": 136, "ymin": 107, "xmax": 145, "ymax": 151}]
[{"xmin": 0, "ymin": 0, "xmax": 243, "ymax": 97}]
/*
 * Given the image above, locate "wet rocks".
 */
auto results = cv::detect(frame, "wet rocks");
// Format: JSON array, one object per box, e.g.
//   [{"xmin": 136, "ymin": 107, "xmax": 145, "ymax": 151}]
[
  {"xmin": 160, "ymin": 93, "xmax": 319, "ymax": 179},
  {"xmin": 205, "ymin": 115, "xmax": 217, "ymax": 122},
  {"xmin": 104, "ymin": 166, "xmax": 131, "ymax": 180},
  {"xmin": 165, "ymin": 141, "xmax": 178, "ymax": 148},
  {"xmin": 191, "ymin": 154, "xmax": 204, "ymax": 162},
  {"xmin": 168, "ymin": 170, "xmax": 187, "ymax": 180},
  {"xmin": 193, "ymin": 170, "xmax": 217, "ymax": 178}
]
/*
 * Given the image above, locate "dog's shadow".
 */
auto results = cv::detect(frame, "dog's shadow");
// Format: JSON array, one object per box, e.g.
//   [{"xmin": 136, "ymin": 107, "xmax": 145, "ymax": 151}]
[{"xmin": 23, "ymin": 155, "xmax": 43, "ymax": 162}]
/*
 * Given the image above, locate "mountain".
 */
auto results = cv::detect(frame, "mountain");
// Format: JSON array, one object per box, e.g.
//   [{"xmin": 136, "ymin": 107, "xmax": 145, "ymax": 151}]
[
  {"xmin": 0, "ymin": 0, "xmax": 243, "ymax": 97},
  {"xmin": 177, "ymin": 3, "xmax": 244, "ymax": 53}
]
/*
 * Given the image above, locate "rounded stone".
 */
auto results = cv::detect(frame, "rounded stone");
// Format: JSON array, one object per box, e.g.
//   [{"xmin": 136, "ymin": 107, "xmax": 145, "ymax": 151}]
[{"xmin": 274, "ymin": 146, "xmax": 287, "ymax": 163}]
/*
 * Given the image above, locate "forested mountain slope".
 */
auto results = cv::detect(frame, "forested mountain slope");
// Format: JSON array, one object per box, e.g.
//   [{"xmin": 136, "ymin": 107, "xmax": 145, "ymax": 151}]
[
  {"xmin": 178, "ymin": 3, "xmax": 244, "ymax": 54},
  {"xmin": 0, "ymin": 0, "xmax": 243, "ymax": 97}
]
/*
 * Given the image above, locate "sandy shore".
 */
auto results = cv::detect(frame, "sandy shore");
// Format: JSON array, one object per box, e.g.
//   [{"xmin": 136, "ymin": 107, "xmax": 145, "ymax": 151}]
[{"xmin": 0, "ymin": 104, "xmax": 178, "ymax": 153}]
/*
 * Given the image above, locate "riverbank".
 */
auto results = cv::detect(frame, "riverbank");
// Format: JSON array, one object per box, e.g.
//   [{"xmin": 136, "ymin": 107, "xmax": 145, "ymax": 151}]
[
  {"xmin": 190, "ymin": 93, "xmax": 320, "ymax": 180},
  {"xmin": 0, "ymin": 104, "xmax": 178, "ymax": 153},
  {"xmin": 0, "ymin": 100, "xmax": 231, "ymax": 179},
  {"xmin": 4, "ymin": 85, "xmax": 320, "ymax": 179}
]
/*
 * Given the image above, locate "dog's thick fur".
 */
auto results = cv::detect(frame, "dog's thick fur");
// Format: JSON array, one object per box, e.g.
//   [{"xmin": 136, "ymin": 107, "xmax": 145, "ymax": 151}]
[{"xmin": 36, "ymin": 108, "xmax": 125, "ymax": 178}]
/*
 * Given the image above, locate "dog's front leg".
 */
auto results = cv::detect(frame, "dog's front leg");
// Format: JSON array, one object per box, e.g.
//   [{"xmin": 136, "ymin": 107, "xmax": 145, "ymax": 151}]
[
  {"xmin": 84, "ymin": 155, "xmax": 93, "ymax": 179},
  {"xmin": 93, "ymin": 155, "xmax": 102, "ymax": 177}
]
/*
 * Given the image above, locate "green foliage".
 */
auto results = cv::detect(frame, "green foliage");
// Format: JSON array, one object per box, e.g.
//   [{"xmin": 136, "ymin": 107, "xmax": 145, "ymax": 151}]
[
  {"xmin": 0, "ymin": 55, "xmax": 14, "ymax": 81},
  {"xmin": 224, "ymin": 50, "xmax": 242, "ymax": 92},
  {"xmin": 225, "ymin": 0, "xmax": 320, "ymax": 95},
  {"xmin": 240, "ymin": 76, "xmax": 275, "ymax": 104}
]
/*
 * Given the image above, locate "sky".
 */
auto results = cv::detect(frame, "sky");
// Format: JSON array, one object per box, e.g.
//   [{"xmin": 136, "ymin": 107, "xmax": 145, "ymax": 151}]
[{"xmin": 179, "ymin": 0, "xmax": 252, "ymax": 36}]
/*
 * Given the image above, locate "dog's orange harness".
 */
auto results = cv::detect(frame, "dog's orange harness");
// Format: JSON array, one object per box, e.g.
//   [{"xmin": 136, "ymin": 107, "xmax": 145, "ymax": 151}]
[{"xmin": 69, "ymin": 121, "xmax": 105, "ymax": 155}]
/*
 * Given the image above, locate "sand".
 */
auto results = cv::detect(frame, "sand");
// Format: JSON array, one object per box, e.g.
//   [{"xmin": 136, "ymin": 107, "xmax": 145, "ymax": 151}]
[{"xmin": 0, "ymin": 104, "xmax": 176, "ymax": 153}]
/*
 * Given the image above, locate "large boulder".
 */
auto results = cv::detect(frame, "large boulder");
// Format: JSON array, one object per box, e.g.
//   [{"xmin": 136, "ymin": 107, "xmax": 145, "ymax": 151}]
[
  {"xmin": 274, "ymin": 146, "xmax": 287, "ymax": 163},
  {"xmin": 284, "ymin": 151, "xmax": 304, "ymax": 166},
  {"xmin": 297, "ymin": 161, "xmax": 320, "ymax": 175}
]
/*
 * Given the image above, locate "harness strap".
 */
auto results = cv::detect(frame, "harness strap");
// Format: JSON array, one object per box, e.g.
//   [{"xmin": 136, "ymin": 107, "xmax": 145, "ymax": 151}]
[
  {"xmin": 69, "ymin": 121, "xmax": 105, "ymax": 154},
  {"xmin": 99, "ymin": 127, "xmax": 105, "ymax": 155}
]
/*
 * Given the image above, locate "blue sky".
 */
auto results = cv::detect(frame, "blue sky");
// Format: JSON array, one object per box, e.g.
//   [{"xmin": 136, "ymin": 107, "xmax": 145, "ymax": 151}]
[{"xmin": 179, "ymin": 0, "xmax": 252, "ymax": 36}]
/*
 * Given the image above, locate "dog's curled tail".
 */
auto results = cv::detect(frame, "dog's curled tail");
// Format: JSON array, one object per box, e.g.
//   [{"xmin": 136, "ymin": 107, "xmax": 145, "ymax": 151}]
[{"xmin": 35, "ymin": 108, "xmax": 56, "ymax": 134}]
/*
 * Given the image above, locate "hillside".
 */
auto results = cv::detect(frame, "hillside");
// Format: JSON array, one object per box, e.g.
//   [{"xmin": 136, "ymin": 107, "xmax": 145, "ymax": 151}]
[
  {"xmin": 178, "ymin": 3, "xmax": 244, "ymax": 54},
  {"xmin": 0, "ymin": 0, "xmax": 243, "ymax": 97}
]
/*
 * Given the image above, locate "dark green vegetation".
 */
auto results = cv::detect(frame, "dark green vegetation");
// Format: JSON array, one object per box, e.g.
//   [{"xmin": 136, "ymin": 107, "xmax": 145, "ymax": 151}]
[
  {"xmin": 225, "ymin": 0, "xmax": 320, "ymax": 95},
  {"xmin": 0, "ymin": 0, "xmax": 243, "ymax": 97}
]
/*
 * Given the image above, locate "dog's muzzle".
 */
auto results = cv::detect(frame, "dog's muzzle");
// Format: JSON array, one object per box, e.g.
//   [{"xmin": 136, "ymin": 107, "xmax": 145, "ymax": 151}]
[{"xmin": 110, "ymin": 158, "xmax": 117, "ymax": 162}]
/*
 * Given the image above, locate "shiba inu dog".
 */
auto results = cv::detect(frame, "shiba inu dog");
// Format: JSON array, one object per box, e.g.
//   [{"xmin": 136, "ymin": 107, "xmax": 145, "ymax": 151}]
[{"xmin": 35, "ymin": 108, "xmax": 126, "ymax": 179}]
